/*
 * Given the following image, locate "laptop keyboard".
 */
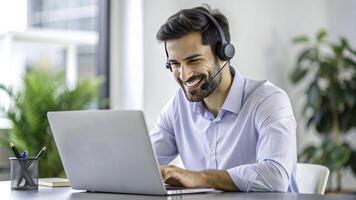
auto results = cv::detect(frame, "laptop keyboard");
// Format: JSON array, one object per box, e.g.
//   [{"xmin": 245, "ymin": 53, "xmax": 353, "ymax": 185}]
[{"xmin": 165, "ymin": 185, "xmax": 191, "ymax": 190}]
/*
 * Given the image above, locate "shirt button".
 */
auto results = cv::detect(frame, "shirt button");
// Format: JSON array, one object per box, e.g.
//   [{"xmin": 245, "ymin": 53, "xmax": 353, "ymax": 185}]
[{"xmin": 209, "ymin": 148, "xmax": 214, "ymax": 156}]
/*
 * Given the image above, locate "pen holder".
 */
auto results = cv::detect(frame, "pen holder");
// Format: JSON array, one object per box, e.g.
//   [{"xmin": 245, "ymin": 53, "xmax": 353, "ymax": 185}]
[{"xmin": 9, "ymin": 157, "xmax": 39, "ymax": 190}]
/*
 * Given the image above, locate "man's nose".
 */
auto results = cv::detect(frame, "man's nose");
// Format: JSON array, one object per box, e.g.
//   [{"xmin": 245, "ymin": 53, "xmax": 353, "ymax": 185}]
[{"xmin": 179, "ymin": 65, "xmax": 193, "ymax": 82}]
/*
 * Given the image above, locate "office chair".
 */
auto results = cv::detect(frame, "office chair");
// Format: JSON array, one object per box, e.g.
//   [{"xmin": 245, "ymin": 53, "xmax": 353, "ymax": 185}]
[{"xmin": 296, "ymin": 163, "xmax": 330, "ymax": 194}]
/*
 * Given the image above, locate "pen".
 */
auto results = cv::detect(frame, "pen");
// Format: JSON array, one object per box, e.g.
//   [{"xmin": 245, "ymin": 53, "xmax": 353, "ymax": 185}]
[
  {"xmin": 36, "ymin": 146, "xmax": 46, "ymax": 159},
  {"xmin": 10, "ymin": 143, "xmax": 21, "ymax": 158}
]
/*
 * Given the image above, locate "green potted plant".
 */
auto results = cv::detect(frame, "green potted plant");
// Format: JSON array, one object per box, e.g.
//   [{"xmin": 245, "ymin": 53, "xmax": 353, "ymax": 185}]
[
  {"xmin": 290, "ymin": 29, "xmax": 356, "ymax": 192},
  {"xmin": 0, "ymin": 68, "xmax": 100, "ymax": 178}
]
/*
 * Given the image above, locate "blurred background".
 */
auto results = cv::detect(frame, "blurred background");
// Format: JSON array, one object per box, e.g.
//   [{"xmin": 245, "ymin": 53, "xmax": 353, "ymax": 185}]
[{"xmin": 0, "ymin": 0, "xmax": 355, "ymax": 193}]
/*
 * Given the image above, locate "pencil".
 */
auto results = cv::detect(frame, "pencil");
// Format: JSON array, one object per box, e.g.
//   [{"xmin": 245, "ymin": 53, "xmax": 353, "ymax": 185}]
[{"xmin": 36, "ymin": 146, "xmax": 46, "ymax": 159}]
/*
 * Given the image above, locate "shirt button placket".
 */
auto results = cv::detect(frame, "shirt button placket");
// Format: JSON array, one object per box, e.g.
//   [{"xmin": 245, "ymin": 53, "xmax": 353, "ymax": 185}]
[
  {"xmin": 213, "ymin": 121, "xmax": 218, "ymax": 169},
  {"xmin": 208, "ymin": 120, "xmax": 218, "ymax": 169},
  {"xmin": 207, "ymin": 121, "xmax": 214, "ymax": 169}
]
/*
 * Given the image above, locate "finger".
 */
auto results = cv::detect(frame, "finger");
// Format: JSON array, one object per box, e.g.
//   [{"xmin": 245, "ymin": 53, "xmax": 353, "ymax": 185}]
[
  {"xmin": 162, "ymin": 169, "xmax": 174, "ymax": 182},
  {"xmin": 161, "ymin": 167, "xmax": 175, "ymax": 181},
  {"xmin": 160, "ymin": 167, "xmax": 167, "ymax": 180},
  {"xmin": 160, "ymin": 165, "xmax": 168, "ymax": 169},
  {"xmin": 162, "ymin": 169, "xmax": 183, "ymax": 187},
  {"xmin": 165, "ymin": 177, "xmax": 184, "ymax": 187}
]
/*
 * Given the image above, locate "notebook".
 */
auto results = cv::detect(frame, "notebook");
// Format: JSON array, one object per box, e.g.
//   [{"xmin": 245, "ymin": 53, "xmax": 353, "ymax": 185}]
[{"xmin": 38, "ymin": 178, "xmax": 70, "ymax": 187}]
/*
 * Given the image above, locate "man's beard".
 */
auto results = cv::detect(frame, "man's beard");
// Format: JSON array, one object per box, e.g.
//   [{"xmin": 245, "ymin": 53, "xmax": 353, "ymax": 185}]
[{"xmin": 180, "ymin": 60, "xmax": 222, "ymax": 102}]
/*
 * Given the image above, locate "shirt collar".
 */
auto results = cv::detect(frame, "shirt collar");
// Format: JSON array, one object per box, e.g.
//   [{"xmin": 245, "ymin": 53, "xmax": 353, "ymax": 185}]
[
  {"xmin": 192, "ymin": 67, "xmax": 245, "ymax": 116},
  {"xmin": 221, "ymin": 67, "xmax": 245, "ymax": 115}
]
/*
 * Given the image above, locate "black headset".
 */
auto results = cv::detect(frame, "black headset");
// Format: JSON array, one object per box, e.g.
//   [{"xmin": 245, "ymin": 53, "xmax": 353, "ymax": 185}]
[{"xmin": 165, "ymin": 9, "xmax": 235, "ymax": 71}]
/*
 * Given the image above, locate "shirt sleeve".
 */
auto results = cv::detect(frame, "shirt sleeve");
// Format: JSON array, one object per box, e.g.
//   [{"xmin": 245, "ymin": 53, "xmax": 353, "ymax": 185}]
[
  {"xmin": 227, "ymin": 91, "xmax": 297, "ymax": 192},
  {"xmin": 149, "ymin": 96, "xmax": 178, "ymax": 165}
]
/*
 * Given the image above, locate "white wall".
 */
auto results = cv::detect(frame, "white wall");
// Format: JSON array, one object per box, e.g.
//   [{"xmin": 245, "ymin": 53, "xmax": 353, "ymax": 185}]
[{"xmin": 111, "ymin": 0, "xmax": 356, "ymax": 190}]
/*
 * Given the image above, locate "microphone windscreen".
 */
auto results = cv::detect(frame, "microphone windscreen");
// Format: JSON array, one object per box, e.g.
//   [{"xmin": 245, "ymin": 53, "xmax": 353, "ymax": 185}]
[{"xmin": 200, "ymin": 82, "xmax": 209, "ymax": 90}]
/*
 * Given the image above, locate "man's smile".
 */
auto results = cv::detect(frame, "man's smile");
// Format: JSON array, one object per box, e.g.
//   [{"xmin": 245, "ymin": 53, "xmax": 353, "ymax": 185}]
[{"xmin": 183, "ymin": 76, "xmax": 205, "ymax": 91}]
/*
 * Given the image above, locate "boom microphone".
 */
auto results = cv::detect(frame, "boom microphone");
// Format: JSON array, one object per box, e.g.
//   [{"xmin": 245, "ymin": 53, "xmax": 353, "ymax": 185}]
[{"xmin": 200, "ymin": 61, "xmax": 229, "ymax": 90}]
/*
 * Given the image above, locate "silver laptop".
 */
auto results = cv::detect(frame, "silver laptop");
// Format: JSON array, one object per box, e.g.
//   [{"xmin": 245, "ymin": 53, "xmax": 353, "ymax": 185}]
[{"xmin": 47, "ymin": 110, "xmax": 217, "ymax": 195}]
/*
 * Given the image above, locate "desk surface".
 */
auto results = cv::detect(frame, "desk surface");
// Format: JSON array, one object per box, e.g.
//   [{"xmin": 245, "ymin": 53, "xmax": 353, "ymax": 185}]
[{"xmin": 1, "ymin": 181, "xmax": 355, "ymax": 200}]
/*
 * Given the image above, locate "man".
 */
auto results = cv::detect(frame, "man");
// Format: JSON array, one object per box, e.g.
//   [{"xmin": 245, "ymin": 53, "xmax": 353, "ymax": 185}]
[{"xmin": 150, "ymin": 5, "xmax": 298, "ymax": 192}]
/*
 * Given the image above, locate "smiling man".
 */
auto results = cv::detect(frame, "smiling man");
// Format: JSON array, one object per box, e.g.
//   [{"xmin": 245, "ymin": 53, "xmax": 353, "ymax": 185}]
[{"xmin": 150, "ymin": 5, "xmax": 298, "ymax": 192}]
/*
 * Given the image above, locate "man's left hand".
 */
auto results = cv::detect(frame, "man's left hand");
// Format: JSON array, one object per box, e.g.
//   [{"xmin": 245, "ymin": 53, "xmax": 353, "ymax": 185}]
[{"xmin": 160, "ymin": 165, "xmax": 239, "ymax": 191}]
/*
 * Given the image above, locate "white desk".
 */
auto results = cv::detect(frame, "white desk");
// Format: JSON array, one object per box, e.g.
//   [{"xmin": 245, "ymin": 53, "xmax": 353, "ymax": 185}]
[{"xmin": 1, "ymin": 181, "xmax": 355, "ymax": 200}]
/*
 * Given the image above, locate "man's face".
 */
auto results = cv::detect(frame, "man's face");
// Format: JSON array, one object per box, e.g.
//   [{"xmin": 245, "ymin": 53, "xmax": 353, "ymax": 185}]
[{"xmin": 166, "ymin": 32, "xmax": 222, "ymax": 102}]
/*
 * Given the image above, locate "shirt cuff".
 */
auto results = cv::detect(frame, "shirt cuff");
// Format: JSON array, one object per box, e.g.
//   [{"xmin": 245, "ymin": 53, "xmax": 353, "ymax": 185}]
[
  {"xmin": 227, "ymin": 164, "xmax": 258, "ymax": 192},
  {"xmin": 157, "ymin": 155, "xmax": 177, "ymax": 165}
]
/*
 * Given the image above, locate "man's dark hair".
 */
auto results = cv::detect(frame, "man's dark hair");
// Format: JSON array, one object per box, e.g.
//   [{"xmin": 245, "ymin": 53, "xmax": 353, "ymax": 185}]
[{"xmin": 156, "ymin": 5, "xmax": 231, "ymax": 57}]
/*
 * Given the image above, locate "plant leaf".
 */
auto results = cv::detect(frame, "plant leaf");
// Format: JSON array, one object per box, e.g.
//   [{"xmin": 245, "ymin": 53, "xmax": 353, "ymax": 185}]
[
  {"xmin": 307, "ymin": 82, "xmax": 322, "ymax": 109},
  {"xmin": 340, "ymin": 37, "xmax": 349, "ymax": 49},
  {"xmin": 297, "ymin": 48, "xmax": 316, "ymax": 64},
  {"xmin": 0, "ymin": 84, "xmax": 13, "ymax": 97},
  {"xmin": 298, "ymin": 145, "xmax": 318, "ymax": 162},
  {"xmin": 348, "ymin": 150, "xmax": 356, "ymax": 175},
  {"xmin": 317, "ymin": 29, "xmax": 327, "ymax": 42},
  {"xmin": 344, "ymin": 57, "xmax": 356, "ymax": 69},
  {"xmin": 290, "ymin": 67, "xmax": 308, "ymax": 83},
  {"xmin": 293, "ymin": 36, "xmax": 309, "ymax": 44}
]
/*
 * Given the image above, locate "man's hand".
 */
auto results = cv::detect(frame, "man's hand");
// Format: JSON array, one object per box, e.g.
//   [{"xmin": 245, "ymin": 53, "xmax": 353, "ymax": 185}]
[
  {"xmin": 160, "ymin": 165, "xmax": 206, "ymax": 188},
  {"xmin": 160, "ymin": 165, "xmax": 239, "ymax": 191}
]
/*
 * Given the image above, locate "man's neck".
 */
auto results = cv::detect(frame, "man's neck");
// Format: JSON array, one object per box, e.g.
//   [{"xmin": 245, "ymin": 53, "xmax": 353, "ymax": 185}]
[{"xmin": 203, "ymin": 66, "xmax": 233, "ymax": 118}]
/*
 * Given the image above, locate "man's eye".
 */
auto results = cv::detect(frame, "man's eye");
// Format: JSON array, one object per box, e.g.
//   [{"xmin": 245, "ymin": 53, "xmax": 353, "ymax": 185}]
[
  {"xmin": 170, "ymin": 62, "xmax": 181, "ymax": 68},
  {"xmin": 189, "ymin": 59, "xmax": 200, "ymax": 64}
]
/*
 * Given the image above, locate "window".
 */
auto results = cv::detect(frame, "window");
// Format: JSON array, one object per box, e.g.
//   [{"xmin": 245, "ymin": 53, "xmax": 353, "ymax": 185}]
[{"xmin": 0, "ymin": 0, "xmax": 110, "ymax": 128}]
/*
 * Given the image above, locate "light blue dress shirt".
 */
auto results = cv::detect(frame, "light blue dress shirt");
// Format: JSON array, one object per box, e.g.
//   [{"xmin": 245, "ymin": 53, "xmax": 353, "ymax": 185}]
[{"xmin": 150, "ymin": 67, "xmax": 298, "ymax": 192}]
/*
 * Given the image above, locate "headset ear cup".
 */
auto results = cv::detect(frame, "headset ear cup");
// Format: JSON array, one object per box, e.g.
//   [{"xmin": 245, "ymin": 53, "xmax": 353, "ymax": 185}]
[
  {"xmin": 216, "ymin": 42, "xmax": 235, "ymax": 61},
  {"xmin": 223, "ymin": 43, "xmax": 235, "ymax": 60}
]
